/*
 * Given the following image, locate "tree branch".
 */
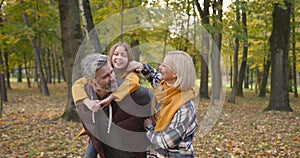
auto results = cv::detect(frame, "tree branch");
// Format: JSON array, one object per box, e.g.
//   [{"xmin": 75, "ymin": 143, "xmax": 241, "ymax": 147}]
[
  {"xmin": 0, "ymin": 0, "xmax": 5, "ymax": 10},
  {"xmin": 193, "ymin": 0, "xmax": 203, "ymax": 18}
]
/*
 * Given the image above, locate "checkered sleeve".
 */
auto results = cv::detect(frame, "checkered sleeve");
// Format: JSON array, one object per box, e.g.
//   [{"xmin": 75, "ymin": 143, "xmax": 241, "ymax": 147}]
[
  {"xmin": 141, "ymin": 64, "xmax": 161, "ymax": 88},
  {"xmin": 146, "ymin": 101, "xmax": 198, "ymax": 150}
]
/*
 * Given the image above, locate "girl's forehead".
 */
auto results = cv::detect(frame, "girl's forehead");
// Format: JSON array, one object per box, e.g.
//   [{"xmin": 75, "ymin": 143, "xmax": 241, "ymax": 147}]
[{"xmin": 115, "ymin": 45, "xmax": 126, "ymax": 51}]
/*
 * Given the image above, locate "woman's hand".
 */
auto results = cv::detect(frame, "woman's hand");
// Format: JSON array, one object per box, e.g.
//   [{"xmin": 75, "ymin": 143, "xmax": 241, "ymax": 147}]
[{"xmin": 144, "ymin": 118, "xmax": 154, "ymax": 131}]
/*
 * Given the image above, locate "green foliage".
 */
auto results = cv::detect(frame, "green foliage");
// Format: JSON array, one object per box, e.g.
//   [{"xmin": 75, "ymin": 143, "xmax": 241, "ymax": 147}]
[{"xmin": 0, "ymin": 0, "xmax": 61, "ymax": 74}]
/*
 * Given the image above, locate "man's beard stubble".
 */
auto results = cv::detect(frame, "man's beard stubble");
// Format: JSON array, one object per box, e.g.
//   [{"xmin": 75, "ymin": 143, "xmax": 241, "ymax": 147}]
[{"xmin": 94, "ymin": 80, "xmax": 118, "ymax": 92}]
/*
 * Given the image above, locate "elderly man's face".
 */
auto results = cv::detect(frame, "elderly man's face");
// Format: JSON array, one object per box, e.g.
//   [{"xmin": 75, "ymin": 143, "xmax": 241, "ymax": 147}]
[{"xmin": 93, "ymin": 63, "xmax": 118, "ymax": 92}]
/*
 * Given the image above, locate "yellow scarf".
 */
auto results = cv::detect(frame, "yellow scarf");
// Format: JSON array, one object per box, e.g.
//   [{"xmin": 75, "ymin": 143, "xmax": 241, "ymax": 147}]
[{"xmin": 152, "ymin": 80, "xmax": 198, "ymax": 131}]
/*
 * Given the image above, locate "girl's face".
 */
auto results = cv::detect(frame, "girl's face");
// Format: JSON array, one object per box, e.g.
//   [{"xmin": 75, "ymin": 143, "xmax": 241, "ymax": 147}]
[
  {"xmin": 111, "ymin": 46, "xmax": 129, "ymax": 69},
  {"xmin": 159, "ymin": 55, "xmax": 177, "ymax": 84}
]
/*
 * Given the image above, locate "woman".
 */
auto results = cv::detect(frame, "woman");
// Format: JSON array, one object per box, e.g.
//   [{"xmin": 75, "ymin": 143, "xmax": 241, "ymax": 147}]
[{"xmin": 141, "ymin": 51, "xmax": 198, "ymax": 158}]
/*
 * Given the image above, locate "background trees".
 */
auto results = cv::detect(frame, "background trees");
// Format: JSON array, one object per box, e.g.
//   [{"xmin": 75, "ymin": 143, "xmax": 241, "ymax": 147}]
[{"xmin": 0, "ymin": 0, "xmax": 299, "ymax": 119}]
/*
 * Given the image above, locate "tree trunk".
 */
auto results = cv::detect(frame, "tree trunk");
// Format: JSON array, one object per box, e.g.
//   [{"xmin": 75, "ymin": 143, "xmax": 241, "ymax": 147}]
[
  {"xmin": 291, "ymin": 3, "xmax": 298, "ymax": 98},
  {"xmin": 228, "ymin": 0, "xmax": 240, "ymax": 103},
  {"xmin": 17, "ymin": 64, "xmax": 22, "ymax": 83},
  {"xmin": 55, "ymin": 49, "xmax": 61, "ymax": 83},
  {"xmin": 0, "ymin": 10, "xmax": 11, "ymax": 90},
  {"xmin": 288, "ymin": 65, "xmax": 293, "ymax": 92},
  {"xmin": 255, "ymin": 65, "xmax": 260, "ymax": 94},
  {"xmin": 250, "ymin": 68, "xmax": 253, "ymax": 90},
  {"xmin": 79, "ymin": 0, "xmax": 102, "ymax": 53},
  {"xmin": 194, "ymin": 0, "xmax": 210, "ymax": 99},
  {"xmin": 46, "ymin": 48, "xmax": 52, "ymax": 84},
  {"xmin": 230, "ymin": 55, "xmax": 232, "ymax": 88},
  {"xmin": 265, "ymin": 1, "xmax": 293, "ymax": 112},
  {"xmin": 58, "ymin": 0, "xmax": 83, "ymax": 121},
  {"xmin": 0, "ymin": 0, "xmax": 3, "ymax": 117},
  {"xmin": 51, "ymin": 48, "xmax": 56, "ymax": 84},
  {"xmin": 131, "ymin": 33, "xmax": 142, "ymax": 61},
  {"xmin": 0, "ymin": 14, "xmax": 7, "ymax": 103},
  {"xmin": 20, "ymin": 0, "xmax": 50, "ymax": 96},
  {"xmin": 0, "ymin": 49, "xmax": 7, "ymax": 102},
  {"xmin": 4, "ymin": 52, "xmax": 11, "ymax": 90},
  {"xmin": 236, "ymin": 4, "xmax": 248, "ymax": 97},
  {"xmin": 211, "ymin": 0, "xmax": 223, "ymax": 100},
  {"xmin": 23, "ymin": 53, "xmax": 31, "ymax": 88},
  {"xmin": 184, "ymin": 1, "xmax": 191, "ymax": 52},
  {"xmin": 0, "ymin": 78, "xmax": 2, "ymax": 117},
  {"xmin": 244, "ymin": 65, "xmax": 249, "ymax": 89},
  {"xmin": 259, "ymin": 56, "xmax": 270, "ymax": 97},
  {"xmin": 59, "ymin": 54, "xmax": 66, "ymax": 82},
  {"xmin": 0, "ymin": 85, "xmax": 2, "ymax": 117},
  {"xmin": 33, "ymin": 60, "xmax": 38, "ymax": 82}
]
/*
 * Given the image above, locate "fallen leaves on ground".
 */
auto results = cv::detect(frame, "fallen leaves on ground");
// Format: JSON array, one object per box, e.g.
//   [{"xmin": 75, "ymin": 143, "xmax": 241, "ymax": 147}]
[
  {"xmin": 194, "ymin": 92, "xmax": 300, "ymax": 157},
  {"xmin": 1, "ymin": 83, "xmax": 299, "ymax": 157}
]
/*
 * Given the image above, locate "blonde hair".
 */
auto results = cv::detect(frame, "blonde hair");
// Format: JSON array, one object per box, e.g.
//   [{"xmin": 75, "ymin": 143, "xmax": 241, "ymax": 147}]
[
  {"xmin": 165, "ymin": 51, "xmax": 196, "ymax": 91},
  {"xmin": 108, "ymin": 42, "xmax": 134, "ymax": 68}
]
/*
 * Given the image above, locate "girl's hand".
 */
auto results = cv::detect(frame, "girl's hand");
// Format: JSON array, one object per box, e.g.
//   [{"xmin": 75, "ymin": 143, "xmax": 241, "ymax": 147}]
[
  {"xmin": 98, "ymin": 95, "xmax": 116, "ymax": 109},
  {"xmin": 127, "ymin": 61, "xmax": 143, "ymax": 72},
  {"xmin": 83, "ymin": 98, "xmax": 100, "ymax": 112}
]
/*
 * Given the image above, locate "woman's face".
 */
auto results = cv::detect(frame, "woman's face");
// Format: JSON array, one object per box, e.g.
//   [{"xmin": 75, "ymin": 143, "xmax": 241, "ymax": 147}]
[
  {"xmin": 111, "ymin": 46, "xmax": 129, "ymax": 69},
  {"xmin": 159, "ymin": 55, "xmax": 177, "ymax": 84}
]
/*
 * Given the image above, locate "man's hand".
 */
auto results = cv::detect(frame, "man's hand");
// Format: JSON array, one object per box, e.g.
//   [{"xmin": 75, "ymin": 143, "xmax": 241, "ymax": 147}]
[
  {"xmin": 127, "ymin": 61, "xmax": 143, "ymax": 72},
  {"xmin": 83, "ymin": 98, "xmax": 100, "ymax": 112}
]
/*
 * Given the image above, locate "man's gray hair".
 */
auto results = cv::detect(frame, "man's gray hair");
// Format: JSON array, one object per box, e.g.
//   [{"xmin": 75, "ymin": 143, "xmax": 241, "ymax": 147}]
[{"xmin": 80, "ymin": 53, "xmax": 108, "ymax": 80}]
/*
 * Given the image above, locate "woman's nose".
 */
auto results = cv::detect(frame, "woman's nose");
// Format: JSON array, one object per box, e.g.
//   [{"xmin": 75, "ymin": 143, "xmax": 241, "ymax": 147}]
[{"xmin": 158, "ymin": 64, "xmax": 162, "ymax": 70}]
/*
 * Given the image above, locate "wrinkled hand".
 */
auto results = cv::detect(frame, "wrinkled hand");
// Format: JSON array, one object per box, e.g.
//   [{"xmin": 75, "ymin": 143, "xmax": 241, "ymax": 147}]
[
  {"xmin": 144, "ymin": 118, "xmax": 154, "ymax": 131},
  {"xmin": 83, "ymin": 98, "xmax": 100, "ymax": 112},
  {"xmin": 127, "ymin": 61, "xmax": 143, "ymax": 72}
]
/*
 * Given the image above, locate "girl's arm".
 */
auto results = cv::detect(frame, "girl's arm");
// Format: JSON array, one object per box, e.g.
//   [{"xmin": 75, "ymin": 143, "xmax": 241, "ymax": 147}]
[
  {"xmin": 112, "ymin": 72, "xmax": 140, "ymax": 102},
  {"xmin": 98, "ymin": 72, "xmax": 140, "ymax": 107},
  {"xmin": 72, "ymin": 77, "xmax": 89, "ymax": 105},
  {"xmin": 72, "ymin": 77, "xmax": 100, "ymax": 112}
]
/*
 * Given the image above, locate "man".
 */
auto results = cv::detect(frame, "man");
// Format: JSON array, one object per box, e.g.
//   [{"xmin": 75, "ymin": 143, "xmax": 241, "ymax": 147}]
[{"xmin": 72, "ymin": 53, "xmax": 151, "ymax": 158}]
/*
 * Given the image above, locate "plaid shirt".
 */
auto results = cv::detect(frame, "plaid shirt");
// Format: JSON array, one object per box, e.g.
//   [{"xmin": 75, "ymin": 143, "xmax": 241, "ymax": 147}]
[
  {"xmin": 141, "ymin": 64, "xmax": 161, "ymax": 88},
  {"xmin": 142, "ymin": 64, "xmax": 198, "ymax": 158}
]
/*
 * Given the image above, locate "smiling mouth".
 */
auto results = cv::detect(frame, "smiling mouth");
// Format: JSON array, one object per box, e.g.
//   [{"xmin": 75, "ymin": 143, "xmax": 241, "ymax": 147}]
[{"xmin": 114, "ymin": 61, "xmax": 123, "ymax": 65}]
